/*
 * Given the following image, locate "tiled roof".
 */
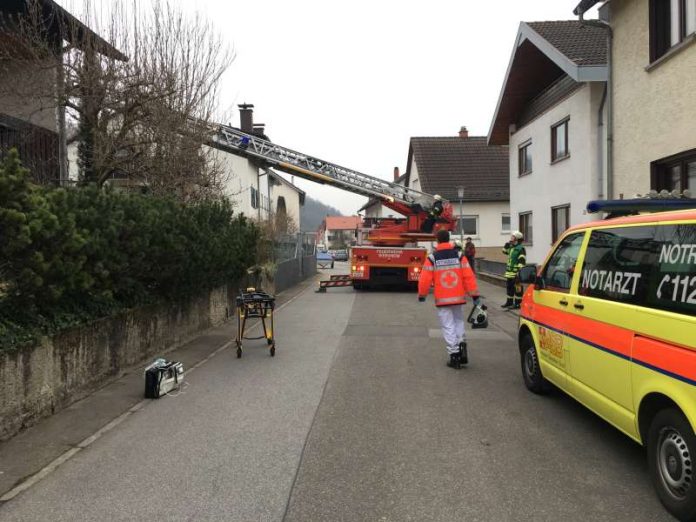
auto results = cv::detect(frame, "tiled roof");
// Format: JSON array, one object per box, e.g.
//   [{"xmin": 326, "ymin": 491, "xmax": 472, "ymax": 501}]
[
  {"xmin": 410, "ymin": 137, "xmax": 509, "ymax": 202},
  {"xmin": 325, "ymin": 216, "xmax": 361, "ymax": 230},
  {"xmin": 527, "ymin": 21, "xmax": 608, "ymax": 66}
]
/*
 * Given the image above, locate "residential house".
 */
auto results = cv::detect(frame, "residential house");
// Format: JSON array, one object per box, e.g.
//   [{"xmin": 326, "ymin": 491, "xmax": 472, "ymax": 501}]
[
  {"xmin": 210, "ymin": 104, "xmax": 305, "ymax": 228},
  {"xmin": 317, "ymin": 216, "xmax": 362, "ymax": 249},
  {"xmin": 404, "ymin": 127, "xmax": 509, "ymax": 250},
  {"xmin": 0, "ymin": 0, "xmax": 125, "ymax": 184},
  {"xmin": 575, "ymin": 0, "xmax": 696, "ymax": 196},
  {"xmin": 488, "ymin": 21, "xmax": 609, "ymax": 263}
]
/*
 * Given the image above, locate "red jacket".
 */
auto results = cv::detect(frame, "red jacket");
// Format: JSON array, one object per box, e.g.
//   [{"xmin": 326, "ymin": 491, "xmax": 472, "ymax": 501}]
[{"xmin": 418, "ymin": 242, "xmax": 478, "ymax": 306}]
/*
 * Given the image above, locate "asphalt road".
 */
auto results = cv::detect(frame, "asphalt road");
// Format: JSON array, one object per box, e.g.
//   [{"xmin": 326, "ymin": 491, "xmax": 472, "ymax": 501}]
[{"xmin": 0, "ymin": 268, "xmax": 675, "ymax": 521}]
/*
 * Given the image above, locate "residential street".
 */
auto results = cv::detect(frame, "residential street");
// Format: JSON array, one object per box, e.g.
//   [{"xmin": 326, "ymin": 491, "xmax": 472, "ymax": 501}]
[{"xmin": 0, "ymin": 268, "xmax": 673, "ymax": 521}]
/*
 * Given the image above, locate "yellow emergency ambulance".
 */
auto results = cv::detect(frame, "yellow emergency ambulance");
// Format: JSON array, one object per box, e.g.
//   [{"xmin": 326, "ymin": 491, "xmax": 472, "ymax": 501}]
[{"xmin": 517, "ymin": 203, "xmax": 696, "ymax": 521}]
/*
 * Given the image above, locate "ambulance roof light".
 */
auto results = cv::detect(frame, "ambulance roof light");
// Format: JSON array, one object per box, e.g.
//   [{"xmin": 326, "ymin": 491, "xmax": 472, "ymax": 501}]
[{"xmin": 587, "ymin": 190, "xmax": 696, "ymax": 215}]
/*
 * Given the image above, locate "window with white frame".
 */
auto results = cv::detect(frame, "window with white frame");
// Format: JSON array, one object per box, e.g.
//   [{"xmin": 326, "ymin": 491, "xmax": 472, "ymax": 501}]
[
  {"xmin": 501, "ymin": 213, "xmax": 511, "ymax": 233},
  {"xmin": 250, "ymin": 186, "xmax": 259, "ymax": 209},
  {"xmin": 518, "ymin": 141, "xmax": 533, "ymax": 176},
  {"xmin": 519, "ymin": 211, "xmax": 533, "ymax": 244},
  {"xmin": 551, "ymin": 118, "xmax": 570, "ymax": 161},
  {"xmin": 551, "ymin": 204, "xmax": 571, "ymax": 244}
]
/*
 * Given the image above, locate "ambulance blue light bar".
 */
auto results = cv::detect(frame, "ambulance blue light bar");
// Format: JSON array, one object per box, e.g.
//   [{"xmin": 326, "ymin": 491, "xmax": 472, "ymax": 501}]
[{"xmin": 587, "ymin": 198, "xmax": 696, "ymax": 215}]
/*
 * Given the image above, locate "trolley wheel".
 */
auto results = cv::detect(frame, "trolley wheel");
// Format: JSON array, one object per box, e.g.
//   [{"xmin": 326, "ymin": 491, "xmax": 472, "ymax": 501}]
[
  {"xmin": 236, "ymin": 347, "xmax": 242, "ymax": 358},
  {"xmin": 267, "ymin": 338, "xmax": 273, "ymax": 346},
  {"xmin": 270, "ymin": 344, "xmax": 276, "ymax": 357}
]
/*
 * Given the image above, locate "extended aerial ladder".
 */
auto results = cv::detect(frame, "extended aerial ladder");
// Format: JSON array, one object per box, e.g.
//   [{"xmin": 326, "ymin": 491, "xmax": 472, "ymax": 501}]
[{"xmin": 212, "ymin": 126, "xmax": 456, "ymax": 246}]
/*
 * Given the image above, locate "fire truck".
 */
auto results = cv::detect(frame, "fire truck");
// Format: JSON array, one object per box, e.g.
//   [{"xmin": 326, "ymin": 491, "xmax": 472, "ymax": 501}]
[{"xmin": 213, "ymin": 126, "xmax": 457, "ymax": 290}]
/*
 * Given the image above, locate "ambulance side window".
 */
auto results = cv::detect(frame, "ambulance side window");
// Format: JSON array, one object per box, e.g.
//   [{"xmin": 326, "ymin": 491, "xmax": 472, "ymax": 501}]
[
  {"xmin": 579, "ymin": 226, "xmax": 657, "ymax": 305},
  {"xmin": 542, "ymin": 233, "xmax": 585, "ymax": 292},
  {"xmin": 649, "ymin": 224, "xmax": 696, "ymax": 316}
]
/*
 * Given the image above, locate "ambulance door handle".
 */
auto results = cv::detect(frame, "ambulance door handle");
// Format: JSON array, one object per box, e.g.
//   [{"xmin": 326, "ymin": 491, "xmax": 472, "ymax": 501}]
[
  {"xmin": 559, "ymin": 299, "xmax": 569, "ymax": 306},
  {"xmin": 574, "ymin": 303, "xmax": 585, "ymax": 310}
]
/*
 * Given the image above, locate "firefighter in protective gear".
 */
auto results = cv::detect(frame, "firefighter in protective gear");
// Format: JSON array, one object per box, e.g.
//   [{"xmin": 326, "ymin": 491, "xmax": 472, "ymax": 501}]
[
  {"xmin": 421, "ymin": 195, "xmax": 445, "ymax": 233},
  {"xmin": 418, "ymin": 229, "xmax": 481, "ymax": 369},
  {"xmin": 502, "ymin": 231, "xmax": 526, "ymax": 310}
]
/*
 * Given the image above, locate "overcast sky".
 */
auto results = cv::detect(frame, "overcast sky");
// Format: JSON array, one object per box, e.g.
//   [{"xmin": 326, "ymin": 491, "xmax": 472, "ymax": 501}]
[{"xmin": 60, "ymin": 0, "xmax": 599, "ymax": 216}]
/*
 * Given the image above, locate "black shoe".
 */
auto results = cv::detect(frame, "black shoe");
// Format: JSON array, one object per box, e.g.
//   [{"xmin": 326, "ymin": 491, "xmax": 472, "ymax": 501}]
[
  {"xmin": 511, "ymin": 302, "xmax": 521, "ymax": 310},
  {"xmin": 501, "ymin": 300, "xmax": 513, "ymax": 309},
  {"xmin": 459, "ymin": 342, "xmax": 468, "ymax": 365},
  {"xmin": 447, "ymin": 353, "xmax": 461, "ymax": 369}
]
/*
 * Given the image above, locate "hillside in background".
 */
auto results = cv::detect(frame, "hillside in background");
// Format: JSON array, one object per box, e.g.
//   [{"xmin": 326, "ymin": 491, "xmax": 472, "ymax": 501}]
[{"xmin": 301, "ymin": 196, "xmax": 344, "ymax": 232}]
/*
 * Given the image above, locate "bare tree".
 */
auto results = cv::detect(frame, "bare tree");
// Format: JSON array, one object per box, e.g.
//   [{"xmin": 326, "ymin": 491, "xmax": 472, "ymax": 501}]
[{"xmin": 0, "ymin": 0, "xmax": 233, "ymax": 201}]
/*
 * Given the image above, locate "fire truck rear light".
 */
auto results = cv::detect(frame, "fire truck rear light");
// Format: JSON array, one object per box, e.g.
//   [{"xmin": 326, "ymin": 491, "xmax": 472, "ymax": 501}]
[
  {"xmin": 413, "ymin": 267, "xmax": 420, "ymax": 273},
  {"xmin": 352, "ymin": 265, "xmax": 357, "ymax": 271}
]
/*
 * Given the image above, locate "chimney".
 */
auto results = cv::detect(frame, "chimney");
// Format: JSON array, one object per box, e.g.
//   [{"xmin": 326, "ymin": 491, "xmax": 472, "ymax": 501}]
[
  {"xmin": 459, "ymin": 126, "xmax": 469, "ymax": 139},
  {"xmin": 238, "ymin": 103, "xmax": 254, "ymax": 133},
  {"xmin": 252, "ymin": 123, "xmax": 265, "ymax": 136},
  {"xmin": 393, "ymin": 166, "xmax": 400, "ymax": 182}
]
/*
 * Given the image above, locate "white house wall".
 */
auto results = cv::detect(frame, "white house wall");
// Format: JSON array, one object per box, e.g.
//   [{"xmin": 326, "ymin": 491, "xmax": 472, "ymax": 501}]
[
  {"xmin": 208, "ymin": 145, "xmax": 268, "ymax": 221},
  {"xmin": 453, "ymin": 201, "xmax": 511, "ymax": 248},
  {"xmin": 409, "ymin": 160, "xmax": 422, "ymax": 192},
  {"xmin": 509, "ymin": 82, "xmax": 605, "ymax": 263},
  {"xmin": 272, "ymin": 175, "xmax": 303, "ymax": 230}
]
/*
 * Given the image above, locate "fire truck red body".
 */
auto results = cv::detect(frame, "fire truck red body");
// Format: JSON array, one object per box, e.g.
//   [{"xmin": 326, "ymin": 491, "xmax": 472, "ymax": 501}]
[
  {"xmin": 347, "ymin": 201, "xmax": 455, "ymax": 290},
  {"xmin": 350, "ymin": 245, "xmax": 426, "ymax": 290}
]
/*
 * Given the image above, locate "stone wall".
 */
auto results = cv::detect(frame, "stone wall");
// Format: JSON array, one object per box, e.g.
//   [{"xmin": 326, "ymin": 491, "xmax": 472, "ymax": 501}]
[{"xmin": 0, "ymin": 285, "xmax": 233, "ymax": 441}]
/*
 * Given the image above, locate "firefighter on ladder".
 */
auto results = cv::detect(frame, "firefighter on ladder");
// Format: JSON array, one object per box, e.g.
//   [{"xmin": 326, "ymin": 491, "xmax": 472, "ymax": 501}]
[
  {"xmin": 502, "ymin": 231, "xmax": 527, "ymax": 310},
  {"xmin": 418, "ymin": 229, "xmax": 481, "ymax": 369}
]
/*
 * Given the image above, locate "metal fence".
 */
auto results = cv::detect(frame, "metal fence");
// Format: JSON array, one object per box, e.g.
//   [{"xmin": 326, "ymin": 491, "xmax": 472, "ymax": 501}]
[
  {"xmin": 270, "ymin": 233, "xmax": 317, "ymax": 294},
  {"xmin": 273, "ymin": 233, "xmax": 316, "ymax": 262}
]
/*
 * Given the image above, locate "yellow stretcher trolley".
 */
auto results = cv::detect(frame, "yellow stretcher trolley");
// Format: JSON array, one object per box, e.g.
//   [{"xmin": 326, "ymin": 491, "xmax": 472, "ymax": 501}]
[{"xmin": 235, "ymin": 288, "xmax": 276, "ymax": 358}]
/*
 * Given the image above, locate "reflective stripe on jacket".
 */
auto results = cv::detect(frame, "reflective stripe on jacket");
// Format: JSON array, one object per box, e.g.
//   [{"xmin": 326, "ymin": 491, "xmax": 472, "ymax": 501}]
[
  {"xmin": 418, "ymin": 242, "xmax": 479, "ymax": 307},
  {"xmin": 502, "ymin": 242, "xmax": 527, "ymax": 279}
]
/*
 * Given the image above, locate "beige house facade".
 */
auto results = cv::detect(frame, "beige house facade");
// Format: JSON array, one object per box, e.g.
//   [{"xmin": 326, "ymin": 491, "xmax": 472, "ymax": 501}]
[{"xmin": 579, "ymin": 0, "xmax": 696, "ymax": 196}]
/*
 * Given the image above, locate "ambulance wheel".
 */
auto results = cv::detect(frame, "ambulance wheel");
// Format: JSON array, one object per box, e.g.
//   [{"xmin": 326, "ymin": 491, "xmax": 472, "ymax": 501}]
[
  {"xmin": 236, "ymin": 347, "xmax": 242, "ymax": 358},
  {"xmin": 648, "ymin": 408, "xmax": 696, "ymax": 521},
  {"xmin": 520, "ymin": 333, "xmax": 549, "ymax": 394},
  {"xmin": 270, "ymin": 344, "xmax": 276, "ymax": 357}
]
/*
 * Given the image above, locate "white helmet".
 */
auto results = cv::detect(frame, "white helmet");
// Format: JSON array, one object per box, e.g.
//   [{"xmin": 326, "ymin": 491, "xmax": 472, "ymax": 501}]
[
  {"xmin": 512, "ymin": 231, "xmax": 524, "ymax": 240},
  {"xmin": 434, "ymin": 194, "xmax": 442, "ymax": 201}
]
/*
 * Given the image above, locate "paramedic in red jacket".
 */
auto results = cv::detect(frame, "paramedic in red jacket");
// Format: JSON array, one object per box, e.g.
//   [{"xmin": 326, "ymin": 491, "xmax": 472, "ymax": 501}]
[{"xmin": 418, "ymin": 229, "xmax": 481, "ymax": 369}]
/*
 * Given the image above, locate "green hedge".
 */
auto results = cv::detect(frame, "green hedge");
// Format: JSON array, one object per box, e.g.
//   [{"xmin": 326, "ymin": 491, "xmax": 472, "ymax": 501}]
[{"xmin": 0, "ymin": 149, "xmax": 258, "ymax": 349}]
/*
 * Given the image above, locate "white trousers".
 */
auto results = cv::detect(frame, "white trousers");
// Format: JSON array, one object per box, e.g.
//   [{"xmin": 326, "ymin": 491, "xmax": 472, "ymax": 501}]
[{"xmin": 436, "ymin": 304, "xmax": 466, "ymax": 355}]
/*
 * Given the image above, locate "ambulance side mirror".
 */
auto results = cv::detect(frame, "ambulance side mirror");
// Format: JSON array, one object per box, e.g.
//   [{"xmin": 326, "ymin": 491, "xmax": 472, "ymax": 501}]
[{"xmin": 518, "ymin": 265, "xmax": 540, "ymax": 287}]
